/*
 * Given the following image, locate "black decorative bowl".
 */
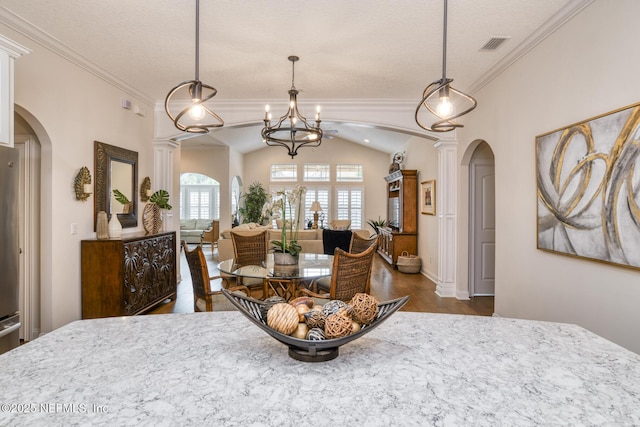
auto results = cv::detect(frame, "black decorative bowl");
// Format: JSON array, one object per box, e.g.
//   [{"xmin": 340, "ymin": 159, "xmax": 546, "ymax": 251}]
[{"xmin": 222, "ymin": 289, "xmax": 409, "ymax": 362}]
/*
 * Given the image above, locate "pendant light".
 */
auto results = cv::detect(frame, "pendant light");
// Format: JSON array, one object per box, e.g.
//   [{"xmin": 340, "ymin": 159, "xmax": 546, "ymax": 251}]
[
  {"xmin": 415, "ymin": 0, "xmax": 477, "ymax": 132},
  {"xmin": 262, "ymin": 56, "xmax": 323, "ymax": 158},
  {"xmin": 165, "ymin": 0, "xmax": 223, "ymax": 133}
]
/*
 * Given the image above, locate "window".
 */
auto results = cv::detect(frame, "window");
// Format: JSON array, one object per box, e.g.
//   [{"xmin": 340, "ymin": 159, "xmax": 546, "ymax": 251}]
[
  {"xmin": 304, "ymin": 187, "xmax": 330, "ymax": 227},
  {"xmin": 270, "ymin": 164, "xmax": 297, "ymax": 182},
  {"xmin": 303, "ymin": 164, "xmax": 330, "ymax": 182},
  {"xmin": 336, "ymin": 164, "xmax": 363, "ymax": 182},
  {"xmin": 180, "ymin": 173, "xmax": 220, "ymax": 219},
  {"xmin": 336, "ymin": 186, "xmax": 363, "ymax": 229}
]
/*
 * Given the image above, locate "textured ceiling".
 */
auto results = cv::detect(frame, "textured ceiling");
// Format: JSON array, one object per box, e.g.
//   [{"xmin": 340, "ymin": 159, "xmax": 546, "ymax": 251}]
[{"xmin": 0, "ymin": 0, "xmax": 581, "ymax": 153}]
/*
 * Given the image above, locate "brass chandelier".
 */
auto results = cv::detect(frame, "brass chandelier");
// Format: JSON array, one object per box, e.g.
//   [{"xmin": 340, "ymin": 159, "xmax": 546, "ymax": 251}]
[
  {"xmin": 164, "ymin": 0, "xmax": 223, "ymax": 133},
  {"xmin": 262, "ymin": 56, "xmax": 322, "ymax": 158},
  {"xmin": 415, "ymin": 0, "xmax": 477, "ymax": 132}
]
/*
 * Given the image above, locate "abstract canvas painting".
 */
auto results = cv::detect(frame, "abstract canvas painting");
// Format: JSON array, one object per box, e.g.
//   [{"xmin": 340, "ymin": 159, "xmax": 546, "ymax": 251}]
[{"xmin": 536, "ymin": 102, "xmax": 640, "ymax": 269}]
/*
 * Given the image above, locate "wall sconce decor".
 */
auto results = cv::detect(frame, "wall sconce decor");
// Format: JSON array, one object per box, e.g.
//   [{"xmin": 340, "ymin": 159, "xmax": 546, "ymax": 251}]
[
  {"xmin": 140, "ymin": 176, "xmax": 151, "ymax": 202},
  {"xmin": 74, "ymin": 166, "xmax": 92, "ymax": 201}
]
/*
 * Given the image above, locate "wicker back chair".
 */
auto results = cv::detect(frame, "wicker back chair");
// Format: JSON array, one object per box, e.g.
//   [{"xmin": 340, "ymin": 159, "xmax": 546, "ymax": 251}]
[
  {"xmin": 350, "ymin": 233, "xmax": 379, "ymax": 254},
  {"xmin": 230, "ymin": 230, "xmax": 269, "ymax": 298},
  {"xmin": 182, "ymin": 242, "xmax": 249, "ymax": 311},
  {"xmin": 299, "ymin": 243, "xmax": 377, "ymax": 301}
]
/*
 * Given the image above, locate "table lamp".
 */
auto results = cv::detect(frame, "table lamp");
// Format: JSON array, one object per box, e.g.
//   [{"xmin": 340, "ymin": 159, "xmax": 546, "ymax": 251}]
[{"xmin": 310, "ymin": 201, "xmax": 322, "ymax": 229}]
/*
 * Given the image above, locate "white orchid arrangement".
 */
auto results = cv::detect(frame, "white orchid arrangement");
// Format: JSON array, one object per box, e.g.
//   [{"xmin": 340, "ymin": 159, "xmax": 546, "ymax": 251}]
[{"xmin": 269, "ymin": 185, "xmax": 307, "ymax": 256}]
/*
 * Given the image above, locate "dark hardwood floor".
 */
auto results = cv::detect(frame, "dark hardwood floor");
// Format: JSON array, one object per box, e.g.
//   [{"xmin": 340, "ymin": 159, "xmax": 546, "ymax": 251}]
[{"xmin": 149, "ymin": 245, "xmax": 494, "ymax": 316}]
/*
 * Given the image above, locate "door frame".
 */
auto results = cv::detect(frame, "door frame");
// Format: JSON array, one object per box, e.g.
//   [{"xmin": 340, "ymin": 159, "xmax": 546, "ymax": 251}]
[{"xmin": 15, "ymin": 135, "xmax": 40, "ymax": 341}]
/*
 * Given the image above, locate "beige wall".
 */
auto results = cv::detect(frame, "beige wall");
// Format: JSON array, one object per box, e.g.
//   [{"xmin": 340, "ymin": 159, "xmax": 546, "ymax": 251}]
[
  {"xmin": 458, "ymin": 0, "xmax": 640, "ymax": 353},
  {"xmin": 244, "ymin": 137, "xmax": 389, "ymax": 233},
  {"xmin": 2, "ymin": 24, "xmax": 155, "ymax": 333},
  {"xmin": 400, "ymin": 136, "xmax": 439, "ymax": 280}
]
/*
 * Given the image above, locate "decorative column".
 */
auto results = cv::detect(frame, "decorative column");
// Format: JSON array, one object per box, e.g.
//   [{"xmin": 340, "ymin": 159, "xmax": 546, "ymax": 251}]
[
  {"xmin": 153, "ymin": 140, "xmax": 179, "ymax": 232},
  {"xmin": 434, "ymin": 138, "xmax": 458, "ymax": 297}
]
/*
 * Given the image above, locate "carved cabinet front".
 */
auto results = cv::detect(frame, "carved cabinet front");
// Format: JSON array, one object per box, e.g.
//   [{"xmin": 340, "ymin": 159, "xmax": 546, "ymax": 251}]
[{"xmin": 81, "ymin": 232, "xmax": 177, "ymax": 319}]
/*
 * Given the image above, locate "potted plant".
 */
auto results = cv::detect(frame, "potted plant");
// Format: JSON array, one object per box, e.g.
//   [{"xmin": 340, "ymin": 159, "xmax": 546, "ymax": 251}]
[
  {"xmin": 238, "ymin": 181, "xmax": 268, "ymax": 224},
  {"xmin": 270, "ymin": 185, "xmax": 306, "ymax": 264},
  {"xmin": 367, "ymin": 216, "xmax": 388, "ymax": 235}
]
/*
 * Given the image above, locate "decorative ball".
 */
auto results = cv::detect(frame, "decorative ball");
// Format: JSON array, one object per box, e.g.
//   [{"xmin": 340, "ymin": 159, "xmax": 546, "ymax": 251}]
[
  {"xmin": 292, "ymin": 323, "xmax": 309, "ymax": 340},
  {"xmin": 351, "ymin": 321, "xmax": 361, "ymax": 334},
  {"xmin": 324, "ymin": 313, "xmax": 353, "ymax": 339},
  {"xmin": 296, "ymin": 304, "xmax": 310, "ymax": 322},
  {"xmin": 267, "ymin": 303, "xmax": 299, "ymax": 335},
  {"xmin": 260, "ymin": 296, "xmax": 286, "ymax": 320},
  {"xmin": 304, "ymin": 310, "xmax": 327, "ymax": 329},
  {"xmin": 322, "ymin": 300, "xmax": 348, "ymax": 317},
  {"xmin": 290, "ymin": 296, "xmax": 314, "ymax": 308},
  {"xmin": 306, "ymin": 328, "xmax": 326, "ymax": 341},
  {"xmin": 349, "ymin": 293, "xmax": 379, "ymax": 325}
]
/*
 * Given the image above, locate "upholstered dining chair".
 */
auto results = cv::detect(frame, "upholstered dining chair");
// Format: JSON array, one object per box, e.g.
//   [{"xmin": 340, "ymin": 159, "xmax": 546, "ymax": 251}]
[
  {"xmin": 230, "ymin": 230, "xmax": 270, "ymax": 299},
  {"xmin": 182, "ymin": 242, "xmax": 250, "ymax": 312},
  {"xmin": 299, "ymin": 243, "xmax": 377, "ymax": 302}
]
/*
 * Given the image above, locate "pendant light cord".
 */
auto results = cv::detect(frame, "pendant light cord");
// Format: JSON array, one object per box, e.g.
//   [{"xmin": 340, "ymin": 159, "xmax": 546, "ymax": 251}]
[
  {"xmin": 195, "ymin": 0, "xmax": 200, "ymax": 82},
  {"xmin": 441, "ymin": 0, "xmax": 448, "ymax": 80}
]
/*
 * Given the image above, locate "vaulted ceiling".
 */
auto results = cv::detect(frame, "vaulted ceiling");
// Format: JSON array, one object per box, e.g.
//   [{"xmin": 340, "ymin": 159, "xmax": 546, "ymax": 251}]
[{"xmin": 0, "ymin": 0, "xmax": 589, "ymax": 153}]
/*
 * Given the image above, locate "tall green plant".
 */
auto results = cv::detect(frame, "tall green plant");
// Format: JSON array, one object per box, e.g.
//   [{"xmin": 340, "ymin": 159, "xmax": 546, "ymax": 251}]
[{"xmin": 238, "ymin": 181, "xmax": 268, "ymax": 224}]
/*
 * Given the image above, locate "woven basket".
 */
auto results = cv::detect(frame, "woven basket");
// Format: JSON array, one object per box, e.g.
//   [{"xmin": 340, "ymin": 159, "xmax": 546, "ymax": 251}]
[{"xmin": 397, "ymin": 251, "xmax": 421, "ymax": 273}]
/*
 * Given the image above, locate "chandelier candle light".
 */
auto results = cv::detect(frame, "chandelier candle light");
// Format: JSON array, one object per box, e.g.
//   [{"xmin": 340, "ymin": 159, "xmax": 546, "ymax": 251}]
[
  {"xmin": 164, "ymin": 0, "xmax": 223, "ymax": 133},
  {"xmin": 415, "ymin": 0, "xmax": 477, "ymax": 132},
  {"xmin": 262, "ymin": 56, "xmax": 323, "ymax": 158}
]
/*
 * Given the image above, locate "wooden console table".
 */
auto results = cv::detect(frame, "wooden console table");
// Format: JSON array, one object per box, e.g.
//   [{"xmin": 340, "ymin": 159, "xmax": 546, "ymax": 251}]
[{"xmin": 81, "ymin": 231, "xmax": 177, "ymax": 319}]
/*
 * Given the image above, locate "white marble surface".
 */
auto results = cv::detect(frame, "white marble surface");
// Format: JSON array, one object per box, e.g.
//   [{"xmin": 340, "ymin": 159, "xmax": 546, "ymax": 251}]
[{"xmin": 1, "ymin": 311, "xmax": 639, "ymax": 426}]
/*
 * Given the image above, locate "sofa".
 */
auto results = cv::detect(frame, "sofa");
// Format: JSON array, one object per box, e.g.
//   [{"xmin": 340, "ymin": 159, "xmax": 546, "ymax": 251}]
[
  {"xmin": 180, "ymin": 218, "xmax": 218, "ymax": 244},
  {"xmin": 217, "ymin": 222, "xmax": 371, "ymax": 261}
]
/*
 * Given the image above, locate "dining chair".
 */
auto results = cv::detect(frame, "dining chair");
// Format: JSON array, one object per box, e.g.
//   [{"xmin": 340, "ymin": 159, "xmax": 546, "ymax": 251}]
[
  {"xmin": 182, "ymin": 242, "xmax": 250, "ymax": 312},
  {"xmin": 315, "ymin": 232, "xmax": 379, "ymax": 292},
  {"xmin": 350, "ymin": 232, "xmax": 379, "ymax": 254},
  {"xmin": 299, "ymin": 243, "xmax": 377, "ymax": 302},
  {"xmin": 230, "ymin": 230, "xmax": 270, "ymax": 299}
]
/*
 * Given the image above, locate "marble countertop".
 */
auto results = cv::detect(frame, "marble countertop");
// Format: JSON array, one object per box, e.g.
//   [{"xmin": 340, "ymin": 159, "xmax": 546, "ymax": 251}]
[{"xmin": 1, "ymin": 311, "xmax": 639, "ymax": 426}]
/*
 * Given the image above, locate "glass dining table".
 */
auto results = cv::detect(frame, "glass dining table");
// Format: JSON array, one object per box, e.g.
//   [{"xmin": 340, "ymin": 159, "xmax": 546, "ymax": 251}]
[{"xmin": 217, "ymin": 253, "xmax": 334, "ymax": 301}]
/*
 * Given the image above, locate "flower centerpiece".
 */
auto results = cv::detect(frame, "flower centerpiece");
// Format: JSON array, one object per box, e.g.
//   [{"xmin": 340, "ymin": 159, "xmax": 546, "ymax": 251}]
[{"xmin": 270, "ymin": 185, "xmax": 306, "ymax": 264}]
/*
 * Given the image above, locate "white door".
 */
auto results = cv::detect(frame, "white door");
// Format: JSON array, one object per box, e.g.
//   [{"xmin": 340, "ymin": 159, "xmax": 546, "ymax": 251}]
[{"xmin": 470, "ymin": 159, "xmax": 495, "ymax": 296}]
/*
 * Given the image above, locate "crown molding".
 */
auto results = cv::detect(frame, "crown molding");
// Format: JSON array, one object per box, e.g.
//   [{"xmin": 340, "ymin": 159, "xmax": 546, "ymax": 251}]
[
  {"xmin": 0, "ymin": 6, "xmax": 155, "ymax": 106},
  {"xmin": 468, "ymin": 0, "xmax": 595, "ymax": 94}
]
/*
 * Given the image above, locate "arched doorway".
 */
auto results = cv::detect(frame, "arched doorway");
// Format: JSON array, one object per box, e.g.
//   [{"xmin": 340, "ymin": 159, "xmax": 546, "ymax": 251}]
[
  {"xmin": 179, "ymin": 173, "xmax": 221, "ymax": 220},
  {"xmin": 468, "ymin": 141, "xmax": 495, "ymax": 296}
]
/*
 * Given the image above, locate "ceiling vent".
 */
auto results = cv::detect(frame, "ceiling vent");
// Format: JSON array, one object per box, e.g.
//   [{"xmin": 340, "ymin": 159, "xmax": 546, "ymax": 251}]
[{"xmin": 480, "ymin": 37, "xmax": 511, "ymax": 51}]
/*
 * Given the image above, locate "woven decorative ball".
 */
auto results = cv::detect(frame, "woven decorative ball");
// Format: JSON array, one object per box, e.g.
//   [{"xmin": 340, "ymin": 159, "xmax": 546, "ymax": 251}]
[
  {"xmin": 349, "ymin": 293, "xmax": 379, "ymax": 325},
  {"xmin": 306, "ymin": 328, "xmax": 326, "ymax": 341},
  {"xmin": 324, "ymin": 313, "xmax": 353, "ymax": 339},
  {"xmin": 322, "ymin": 300, "xmax": 348, "ymax": 317},
  {"xmin": 267, "ymin": 303, "xmax": 299, "ymax": 335},
  {"xmin": 304, "ymin": 310, "xmax": 327, "ymax": 330},
  {"xmin": 260, "ymin": 296, "xmax": 286, "ymax": 320}
]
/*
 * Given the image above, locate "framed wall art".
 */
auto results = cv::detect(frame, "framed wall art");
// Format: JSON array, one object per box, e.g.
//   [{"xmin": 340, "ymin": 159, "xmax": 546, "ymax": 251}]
[
  {"xmin": 421, "ymin": 180, "xmax": 435, "ymax": 215},
  {"xmin": 536, "ymin": 102, "xmax": 640, "ymax": 270}
]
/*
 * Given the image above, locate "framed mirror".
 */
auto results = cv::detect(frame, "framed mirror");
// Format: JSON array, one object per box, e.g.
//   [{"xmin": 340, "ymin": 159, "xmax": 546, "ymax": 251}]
[{"xmin": 94, "ymin": 141, "xmax": 138, "ymax": 229}]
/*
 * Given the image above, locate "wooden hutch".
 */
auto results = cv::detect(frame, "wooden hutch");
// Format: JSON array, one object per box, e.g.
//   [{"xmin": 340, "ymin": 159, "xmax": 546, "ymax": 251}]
[
  {"xmin": 378, "ymin": 169, "xmax": 418, "ymax": 267},
  {"xmin": 81, "ymin": 231, "xmax": 177, "ymax": 319}
]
